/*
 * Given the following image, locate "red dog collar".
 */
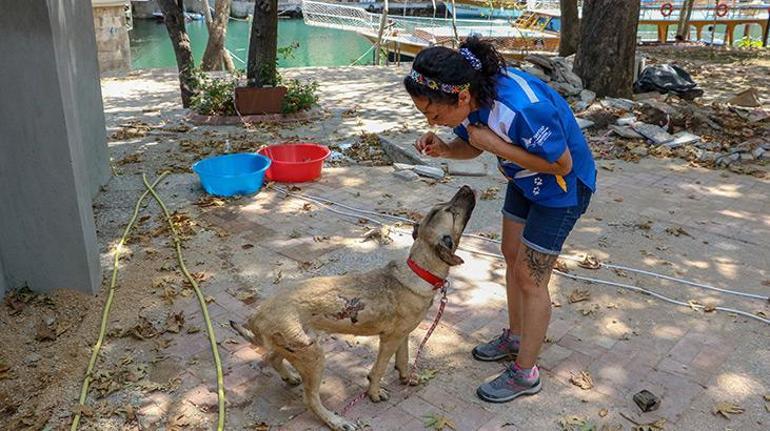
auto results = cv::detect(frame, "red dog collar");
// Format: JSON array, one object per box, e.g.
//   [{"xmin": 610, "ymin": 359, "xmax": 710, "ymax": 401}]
[{"xmin": 407, "ymin": 258, "xmax": 446, "ymax": 290}]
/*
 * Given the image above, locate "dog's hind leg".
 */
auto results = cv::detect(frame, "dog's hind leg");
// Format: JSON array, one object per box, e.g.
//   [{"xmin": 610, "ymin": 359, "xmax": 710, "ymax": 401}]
[
  {"xmin": 266, "ymin": 350, "xmax": 301, "ymax": 385},
  {"xmin": 281, "ymin": 342, "xmax": 359, "ymax": 431},
  {"xmin": 394, "ymin": 336, "xmax": 410, "ymax": 384},
  {"xmin": 367, "ymin": 335, "xmax": 402, "ymax": 402}
]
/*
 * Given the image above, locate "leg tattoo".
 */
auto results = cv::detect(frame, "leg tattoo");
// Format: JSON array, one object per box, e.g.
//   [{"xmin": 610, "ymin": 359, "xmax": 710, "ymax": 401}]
[{"xmin": 524, "ymin": 247, "xmax": 557, "ymax": 286}]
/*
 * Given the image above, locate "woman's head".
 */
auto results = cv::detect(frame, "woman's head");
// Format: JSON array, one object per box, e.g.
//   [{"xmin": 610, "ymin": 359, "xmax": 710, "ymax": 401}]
[{"xmin": 404, "ymin": 36, "xmax": 506, "ymax": 127}]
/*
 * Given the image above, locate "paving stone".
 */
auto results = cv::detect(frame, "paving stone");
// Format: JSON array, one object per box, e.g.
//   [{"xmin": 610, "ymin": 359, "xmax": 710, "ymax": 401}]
[
  {"xmin": 631, "ymin": 122, "xmax": 674, "ymax": 145},
  {"xmin": 393, "ymin": 169, "xmax": 420, "ymax": 181},
  {"xmin": 538, "ymin": 343, "xmax": 573, "ymax": 371}
]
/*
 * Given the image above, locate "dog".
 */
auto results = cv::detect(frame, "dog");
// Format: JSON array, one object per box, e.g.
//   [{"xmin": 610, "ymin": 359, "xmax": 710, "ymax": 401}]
[{"xmin": 230, "ymin": 185, "xmax": 476, "ymax": 431}]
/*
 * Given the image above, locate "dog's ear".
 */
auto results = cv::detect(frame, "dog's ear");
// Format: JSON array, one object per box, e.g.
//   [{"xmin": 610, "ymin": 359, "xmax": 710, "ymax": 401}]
[
  {"xmin": 412, "ymin": 223, "xmax": 420, "ymax": 240},
  {"xmin": 435, "ymin": 235, "xmax": 464, "ymax": 266}
]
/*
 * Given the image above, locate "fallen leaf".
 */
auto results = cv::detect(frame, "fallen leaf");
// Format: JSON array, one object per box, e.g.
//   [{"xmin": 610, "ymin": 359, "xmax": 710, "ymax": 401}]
[
  {"xmin": 478, "ymin": 231, "xmax": 500, "ymax": 240},
  {"xmin": 480, "ymin": 187, "xmax": 499, "ymax": 200},
  {"xmin": 763, "ymin": 394, "xmax": 770, "ymax": 402},
  {"xmin": 703, "ymin": 303, "xmax": 717, "ymax": 313},
  {"xmin": 195, "ymin": 196, "xmax": 226, "ymax": 208},
  {"xmin": 712, "ymin": 401, "xmax": 744, "ymax": 419},
  {"xmin": 578, "ymin": 255, "xmax": 601, "ymax": 269},
  {"xmin": 632, "ymin": 419, "xmax": 666, "ymax": 431},
  {"xmin": 289, "ymin": 229, "xmax": 302, "ymax": 239},
  {"xmin": 598, "ymin": 408, "xmax": 608, "ymax": 418},
  {"xmin": 416, "ymin": 368, "xmax": 438, "ymax": 384},
  {"xmin": 569, "ymin": 289, "xmax": 591, "ymax": 304},
  {"xmin": 570, "ymin": 370, "xmax": 594, "ymax": 390},
  {"xmin": 251, "ymin": 422, "xmax": 270, "ymax": 431},
  {"xmin": 423, "ymin": 413, "xmax": 456, "ymax": 430},
  {"xmin": 164, "ymin": 311, "xmax": 185, "ymax": 333},
  {"xmin": 35, "ymin": 318, "xmax": 57, "ymax": 342},
  {"xmin": 301, "ymin": 203, "xmax": 313, "ymax": 211},
  {"xmin": 273, "ymin": 270, "xmax": 283, "ymax": 284},
  {"xmin": 665, "ymin": 226, "xmax": 692, "ymax": 237},
  {"xmin": 362, "ymin": 226, "xmax": 393, "ymax": 245},
  {"xmin": 553, "ymin": 259, "xmax": 569, "ymax": 273},
  {"xmin": 313, "ymin": 235, "xmax": 329, "ymax": 242},
  {"xmin": 72, "ymin": 403, "xmax": 95, "ymax": 417},
  {"xmin": 613, "ymin": 197, "xmax": 624, "ymax": 203},
  {"xmin": 558, "ymin": 415, "xmax": 595, "ymax": 431},
  {"xmin": 242, "ymin": 243, "xmax": 254, "ymax": 250},
  {"xmin": 0, "ymin": 358, "xmax": 11, "ymax": 380}
]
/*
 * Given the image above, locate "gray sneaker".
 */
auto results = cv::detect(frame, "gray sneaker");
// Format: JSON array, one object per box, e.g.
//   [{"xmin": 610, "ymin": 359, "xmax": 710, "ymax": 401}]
[
  {"xmin": 472, "ymin": 329, "xmax": 519, "ymax": 361},
  {"xmin": 476, "ymin": 364, "xmax": 542, "ymax": 403}
]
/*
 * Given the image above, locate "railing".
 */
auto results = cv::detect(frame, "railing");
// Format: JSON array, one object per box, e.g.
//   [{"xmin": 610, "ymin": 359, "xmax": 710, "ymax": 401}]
[{"xmin": 639, "ymin": 0, "xmax": 770, "ymax": 21}]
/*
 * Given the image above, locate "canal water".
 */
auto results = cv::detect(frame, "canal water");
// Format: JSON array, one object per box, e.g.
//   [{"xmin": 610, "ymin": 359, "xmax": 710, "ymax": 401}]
[{"xmin": 130, "ymin": 18, "xmax": 375, "ymax": 69}]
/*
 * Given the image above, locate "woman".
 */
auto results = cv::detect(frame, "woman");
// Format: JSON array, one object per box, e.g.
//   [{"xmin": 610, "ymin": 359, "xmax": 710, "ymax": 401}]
[{"xmin": 403, "ymin": 37, "xmax": 596, "ymax": 403}]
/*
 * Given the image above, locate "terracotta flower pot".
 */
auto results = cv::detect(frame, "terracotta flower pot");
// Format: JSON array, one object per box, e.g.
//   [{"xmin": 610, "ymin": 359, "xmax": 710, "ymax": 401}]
[{"xmin": 234, "ymin": 86, "xmax": 287, "ymax": 115}]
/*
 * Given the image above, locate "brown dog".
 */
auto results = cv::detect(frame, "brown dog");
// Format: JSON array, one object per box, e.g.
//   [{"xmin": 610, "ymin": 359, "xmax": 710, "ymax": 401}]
[{"xmin": 231, "ymin": 185, "xmax": 476, "ymax": 430}]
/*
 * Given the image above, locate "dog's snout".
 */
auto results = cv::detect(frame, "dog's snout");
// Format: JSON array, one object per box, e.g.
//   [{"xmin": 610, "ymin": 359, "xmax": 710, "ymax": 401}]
[{"xmin": 457, "ymin": 185, "xmax": 477, "ymax": 200}]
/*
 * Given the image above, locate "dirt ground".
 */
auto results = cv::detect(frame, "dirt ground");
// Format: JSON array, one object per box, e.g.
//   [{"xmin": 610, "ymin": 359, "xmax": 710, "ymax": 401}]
[{"xmin": 1, "ymin": 47, "xmax": 769, "ymax": 431}]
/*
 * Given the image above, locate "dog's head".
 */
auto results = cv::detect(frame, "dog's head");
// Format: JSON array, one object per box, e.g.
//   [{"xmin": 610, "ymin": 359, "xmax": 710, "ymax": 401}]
[{"xmin": 411, "ymin": 185, "xmax": 476, "ymax": 266}]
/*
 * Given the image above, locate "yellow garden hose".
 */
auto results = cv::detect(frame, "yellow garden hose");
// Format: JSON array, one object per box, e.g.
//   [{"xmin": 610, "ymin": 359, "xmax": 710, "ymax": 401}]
[
  {"xmin": 142, "ymin": 173, "xmax": 226, "ymax": 431},
  {"xmin": 71, "ymin": 172, "xmax": 168, "ymax": 431}
]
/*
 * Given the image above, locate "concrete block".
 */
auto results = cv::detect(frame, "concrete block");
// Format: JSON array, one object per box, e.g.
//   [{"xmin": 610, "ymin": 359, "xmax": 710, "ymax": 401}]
[
  {"xmin": 446, "ymin": 160, "xmax": 487, "ymax": 176},
  {"xmin": 575, "ymin": 117, "xmax": 595, "ymax": 129},
  {"xmin": 393, "ymin": 170, "xmax": 420, "ymax": 181},
  {"xmin": 413, "ymin": 165, "xmax": 445, "ymax": 179},
  {"xmin": 609, "ymin": 125, "xmax": 643, "ymax": 139},
  {"xmin": 631, "ymin": 123, "xmax": 674, "ymax": 145}
]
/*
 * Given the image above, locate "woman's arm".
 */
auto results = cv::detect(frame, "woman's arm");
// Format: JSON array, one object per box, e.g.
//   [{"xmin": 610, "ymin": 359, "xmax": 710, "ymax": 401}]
[{"xmin": 466, "ymin": 125, "xmax": 573, "ymax": 176}]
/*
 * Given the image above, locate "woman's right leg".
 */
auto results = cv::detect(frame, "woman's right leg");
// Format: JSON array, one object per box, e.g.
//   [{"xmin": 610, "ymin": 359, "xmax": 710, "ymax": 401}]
[{"xmin": 502, "ymin": 218, "xmax": 524, "ymax": 336}]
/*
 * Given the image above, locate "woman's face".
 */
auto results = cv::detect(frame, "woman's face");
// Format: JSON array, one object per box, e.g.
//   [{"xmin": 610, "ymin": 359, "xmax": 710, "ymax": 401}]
[{"xmin": 410, "ymin": 90, "xmax": 474, "ymax": 128}]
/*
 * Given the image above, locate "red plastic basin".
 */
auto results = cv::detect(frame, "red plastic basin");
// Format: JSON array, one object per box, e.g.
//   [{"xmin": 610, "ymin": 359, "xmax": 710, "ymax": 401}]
[{"xmin": 258, "ymin": 143, "xmax": 331, "ymax": 183}]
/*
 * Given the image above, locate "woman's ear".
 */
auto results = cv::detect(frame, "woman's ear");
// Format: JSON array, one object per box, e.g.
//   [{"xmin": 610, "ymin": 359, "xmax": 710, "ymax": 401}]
[{"xmin": 458, "ymin": 89, "xmax": 472, "ymax": 107}]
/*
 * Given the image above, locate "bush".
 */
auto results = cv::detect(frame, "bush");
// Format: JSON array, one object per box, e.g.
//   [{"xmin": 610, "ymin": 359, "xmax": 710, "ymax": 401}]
[
  {"xmin": 189, "ymin": 69, "xmax": 238, "ymax": 116},
  {"xmin": 282, "ymin": 79, "xmax": 319, "ymax": 114},
  {"xmin": 736, "ymin": 36, "xmax": 763, "ymax": 49}
]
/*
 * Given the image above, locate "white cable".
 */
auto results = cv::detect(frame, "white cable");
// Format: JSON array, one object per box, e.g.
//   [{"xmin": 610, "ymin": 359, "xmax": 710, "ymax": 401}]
[
  {"xmin": 270, "ymin": 187, "xmax": 768, "ymax": 302},
  {"xmin": 266, "ymin": 188, "xmax": 770, "ymax": 326},
  {"xmin": 459, "ymin": 246, "xmax": 770, "ymax": 326}
]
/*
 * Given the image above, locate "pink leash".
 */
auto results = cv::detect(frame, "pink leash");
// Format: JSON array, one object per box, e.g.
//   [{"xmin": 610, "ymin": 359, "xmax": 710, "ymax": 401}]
[{"xmin": 341, "ymin": 283, "xmax": 449, "ymax": 415}]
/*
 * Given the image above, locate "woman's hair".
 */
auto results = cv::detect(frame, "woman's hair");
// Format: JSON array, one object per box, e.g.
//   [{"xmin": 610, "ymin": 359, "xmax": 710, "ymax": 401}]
[{"xmin": 404, "ymin": 36, "xmax": 507, "ymax": 108}]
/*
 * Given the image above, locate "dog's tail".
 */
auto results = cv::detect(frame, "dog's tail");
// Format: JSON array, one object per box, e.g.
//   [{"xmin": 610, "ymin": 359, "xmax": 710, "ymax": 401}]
[{"xmin": 230, "ymin": 320, "xmax": 261, "ymax": 345}]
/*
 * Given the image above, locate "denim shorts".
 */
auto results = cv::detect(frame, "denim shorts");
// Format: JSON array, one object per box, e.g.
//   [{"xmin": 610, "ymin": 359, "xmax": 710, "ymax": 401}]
[{"xmin": 502, "ymin": 180, "xmax": 593, "ymax": 255}]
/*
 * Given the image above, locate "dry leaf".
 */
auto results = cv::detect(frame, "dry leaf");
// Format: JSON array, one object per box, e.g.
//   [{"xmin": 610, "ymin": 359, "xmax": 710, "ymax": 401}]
[
  {"xmin": 273, "ymin": 270, "xmax": 283, "ymax": 284},
  {"xmin": 362, "ymin": 226, "xmax": 392, "ymax": 245},
  {"xmin": 569, "ymin": 289, "xmax": 591, "ymax": 304},
  {"xmin": 478, "ymin": 231, "xmax": 500, "ymax": 240},
  {"xmin": 570, "ymin": 371, "xmax": 594, "ymax": 390},
  {"xmin": 703, "ymin": 303, "xmax": 717, "ymax": 312},
  {"xmin": 480, "ymin": 187, "xmax": 499, "ymax": 200},
  {"xmin": 557, "ymin": 415, "xmax": 595, "ymax": 431},
  {"xmin": 196, "ymin": 196, "xmax": 226, "ymax": 208},
  {"xmin": 554, "ymin": 259, "xmax": 569, "ymax": 273},
  {"xmin": 423, "ymin": 413, "xmax": 456, "ymax": 430},
  {"xmin": 665, "ymin": 226, "xmax": 692, "ymax": 237},
  {"xmin": 578, "ymin": 255, "xmax": 601, "ymax": 269},
  {"xmin": 763, "ymin": 394, "xmax": 770, "ymax": 402},
  {"xmin": 632, "ymin": 419, "xmax": 665, "ymax": 431},
  {"xmin": 712, "ymin": 401, "xmax": 744, "ymax": 419},
  {"xmin": 598, "ymin": 408, "xmax": 608, "ymax": 418}
]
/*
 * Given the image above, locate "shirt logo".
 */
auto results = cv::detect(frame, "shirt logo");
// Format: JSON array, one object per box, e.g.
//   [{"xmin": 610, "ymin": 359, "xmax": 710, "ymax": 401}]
[
  {"xmin": 532, "ymin": 126, "xmax": 552, "ymax": 147},
  {"xmin": 521, "ymin": 137, "xmax": 533, "ymax": 148},
  {"xmin": 533, "ymin": 176, "xmax": 542, "ymax": 196}
]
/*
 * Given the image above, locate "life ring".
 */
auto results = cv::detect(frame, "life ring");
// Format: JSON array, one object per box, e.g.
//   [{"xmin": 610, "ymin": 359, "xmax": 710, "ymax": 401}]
[
  {"xmin": 716, "ymin": 3, "xmax": 729, "ymax": 17},
  {"xmin": 660, "ymin": 2, "xmax": 674, "ymax": 17}
]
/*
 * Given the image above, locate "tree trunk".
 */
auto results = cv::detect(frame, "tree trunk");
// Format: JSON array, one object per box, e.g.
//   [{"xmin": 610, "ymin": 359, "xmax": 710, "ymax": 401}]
[
  {"xmin": 202, "ymin": 0, "xmax": 235, "ymax": 71},
  {"xmin": 158, "ymin": 0, "xmax": 196, "ymax": 107},
  {"xmin": 374, "ymin": 0, "xmax": 389, "ymax": 65},
  {"xmin": 248, "ymin": 0, "xmax": 278, "ymax": 86},
  {"xmin": 558, "ymin": 0, "xmax": 580, "ymax": 57},
  {"xmin": 676, "ymin": 0, "xmax": 695, "ymax": 40},
  {"xmin": 573, "ymin": 0, "xmax": 641, "ymax": 98}
]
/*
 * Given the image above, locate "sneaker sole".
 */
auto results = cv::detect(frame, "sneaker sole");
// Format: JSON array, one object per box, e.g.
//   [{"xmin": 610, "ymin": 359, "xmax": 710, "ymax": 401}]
[
  {"xmin": 476, "ymin": 380, "xmax": 542, "ymax": 403},
  {"xmin": 471, "ymin": 347, "xmax": 517, "ymax": 362}
]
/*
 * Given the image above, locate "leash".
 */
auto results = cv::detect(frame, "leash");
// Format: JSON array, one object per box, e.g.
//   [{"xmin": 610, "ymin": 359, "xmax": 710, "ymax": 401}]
[{"xmin": 341, "ymin": 282, "xmax": 450, "ymax": 415}]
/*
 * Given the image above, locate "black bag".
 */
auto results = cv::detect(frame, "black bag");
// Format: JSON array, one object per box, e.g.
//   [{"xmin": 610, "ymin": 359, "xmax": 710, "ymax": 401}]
[{"xmin": 633, "ymin": 64, "xmax": 704, "ymax": 100}]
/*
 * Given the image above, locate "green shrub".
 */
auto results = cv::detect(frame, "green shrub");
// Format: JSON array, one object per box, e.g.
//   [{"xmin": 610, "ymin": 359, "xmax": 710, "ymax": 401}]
[
  {"xmin": 282, "ymin": 79, "xmax": 319, "ymax": 114},
  {"xmin": 736, "ymin": 36, "xmax": 763, "ymax": 49},
  {"xmin": 190, "ymin": 69, "xmax": 238, "ymax": 116}
]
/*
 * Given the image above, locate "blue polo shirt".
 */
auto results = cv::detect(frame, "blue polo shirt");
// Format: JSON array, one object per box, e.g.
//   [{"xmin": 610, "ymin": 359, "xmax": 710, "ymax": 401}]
[{"xmin": 454, "ymin": 68, "xmax": 596, "ymax": 207}]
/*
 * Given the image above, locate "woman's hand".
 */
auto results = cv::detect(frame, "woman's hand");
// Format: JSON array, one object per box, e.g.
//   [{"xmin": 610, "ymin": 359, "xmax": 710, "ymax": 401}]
[
  {"xmin": 415, "ymin": 131, "xmax": 450, "ymax": 158},
  {"xmin": 466, "ymin": 124, "xmax": 503, "ymax": 153}
]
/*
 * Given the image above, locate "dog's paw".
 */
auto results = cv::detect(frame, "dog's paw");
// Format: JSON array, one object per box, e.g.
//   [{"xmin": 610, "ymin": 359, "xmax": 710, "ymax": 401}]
[
  {"xmin": 367, "ymin": 387, "xmax": 389, "ymax": 402},
  {"xmin": 329, "ymin": 416, "xmax": 359, "ymax": 431},
  {"xmin": 282, "ymin": 373, "xmax": 302, "ymax": 386}
]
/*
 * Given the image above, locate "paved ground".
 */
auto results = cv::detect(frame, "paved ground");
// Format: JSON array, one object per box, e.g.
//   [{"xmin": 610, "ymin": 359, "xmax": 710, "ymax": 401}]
[{"xmin": 41, "ymin": 67, "xmax": 770, "ymax": 430}]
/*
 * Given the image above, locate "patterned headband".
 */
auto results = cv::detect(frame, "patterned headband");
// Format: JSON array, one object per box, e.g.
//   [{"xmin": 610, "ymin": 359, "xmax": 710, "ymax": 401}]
[{"xmin": 407, "ymin": 69, "xmax": 470, "ymax": 94}]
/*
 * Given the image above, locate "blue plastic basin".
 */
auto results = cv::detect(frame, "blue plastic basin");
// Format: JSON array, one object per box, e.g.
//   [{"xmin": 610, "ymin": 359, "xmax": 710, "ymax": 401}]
[{"xmin": 192, "ymin": 153, "xmax": 271, "ymax": 197}]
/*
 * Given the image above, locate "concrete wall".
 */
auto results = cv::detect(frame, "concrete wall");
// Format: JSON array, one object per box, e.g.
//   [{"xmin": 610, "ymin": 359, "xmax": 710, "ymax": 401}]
[
  {"xmin": 93, "ymin": 5, "xmax": 132, "ymax": 72},
  {"xmin": 0, "ymin": 0, "xmax": 109, "ymax": 296}
]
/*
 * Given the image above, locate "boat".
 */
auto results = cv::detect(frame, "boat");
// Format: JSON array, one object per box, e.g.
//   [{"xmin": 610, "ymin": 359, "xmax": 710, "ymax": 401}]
[{"xmin": 445, "ymin": 0, "xmax": 526, "ymax": 19}]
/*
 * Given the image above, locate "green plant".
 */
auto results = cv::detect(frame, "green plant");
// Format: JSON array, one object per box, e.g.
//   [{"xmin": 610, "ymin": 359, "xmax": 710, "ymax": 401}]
[
  {"xmin": 282, "ymin": 79, "xmax": 319, "ymax": 114},
  {"xmin": 189, "ymin": 69, "xmax": 238, "ymax": 116},
  {"xmin": 736, "ymin": 36, "xmax": 763, "ymax": 49}
]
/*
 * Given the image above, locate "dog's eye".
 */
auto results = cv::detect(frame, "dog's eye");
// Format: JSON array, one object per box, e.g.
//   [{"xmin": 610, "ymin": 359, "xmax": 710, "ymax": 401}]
[{"xmin": 441, "ymin": 235, "xmax": 453, "ymax": 249}]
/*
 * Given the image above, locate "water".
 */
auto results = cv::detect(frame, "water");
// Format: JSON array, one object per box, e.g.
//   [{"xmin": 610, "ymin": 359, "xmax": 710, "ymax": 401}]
[{"xmin": 130, "ymin": 18, "xmax": 374, "ymax": 69}]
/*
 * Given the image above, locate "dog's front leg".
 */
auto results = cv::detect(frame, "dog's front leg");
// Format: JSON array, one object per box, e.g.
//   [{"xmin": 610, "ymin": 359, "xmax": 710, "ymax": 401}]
[
  {"xmin": 395, "ymin": 336, "xmax": 410, "ymax": 384},
  {"xmin": 367, "ymin": 335, "xmax": 402, "ymax": 402}
]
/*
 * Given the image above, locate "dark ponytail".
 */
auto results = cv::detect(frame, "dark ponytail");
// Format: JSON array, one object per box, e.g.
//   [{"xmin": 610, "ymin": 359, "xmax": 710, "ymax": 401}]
[{"xmin": 403, "ymin": 36, "xmax": 507, "ymax": 108}]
